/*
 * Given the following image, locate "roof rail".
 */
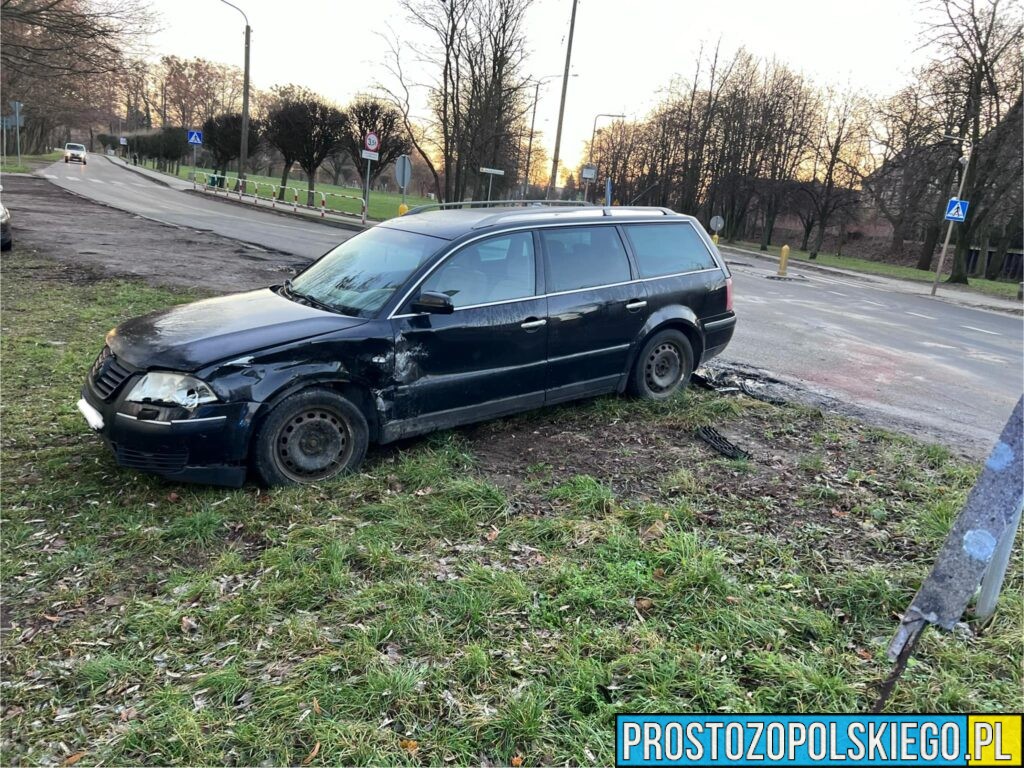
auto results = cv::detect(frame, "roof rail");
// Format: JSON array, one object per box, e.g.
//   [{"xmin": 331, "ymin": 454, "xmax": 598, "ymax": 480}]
[
  {"xmin": 404, "ymin": 199, "xmax": 594, "ymax": 215},
  {"xmin": 600, "ymin": 206, "xmax": 676, "ymax": 216}
]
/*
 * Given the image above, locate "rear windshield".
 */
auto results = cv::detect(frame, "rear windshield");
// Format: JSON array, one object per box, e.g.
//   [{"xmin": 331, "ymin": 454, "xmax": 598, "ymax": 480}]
[
  {"xmin": 66, "ymin": 144, "xmax": 86, "ymax": 151},
  {"xmin": 290, "ymin": 226, "xmax": 444, "ymax": 317}
]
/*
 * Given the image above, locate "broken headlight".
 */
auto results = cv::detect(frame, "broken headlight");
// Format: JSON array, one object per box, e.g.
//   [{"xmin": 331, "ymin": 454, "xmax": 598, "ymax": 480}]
[{"xmin": 126, "ymin": 372, "xmax": 218, "ymax": 411}]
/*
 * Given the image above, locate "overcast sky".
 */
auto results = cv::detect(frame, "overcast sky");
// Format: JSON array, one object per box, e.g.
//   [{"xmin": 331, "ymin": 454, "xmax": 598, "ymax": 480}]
[{"xmin": 150, "ymin": 0, "xmax": 930, "ymax": 169}]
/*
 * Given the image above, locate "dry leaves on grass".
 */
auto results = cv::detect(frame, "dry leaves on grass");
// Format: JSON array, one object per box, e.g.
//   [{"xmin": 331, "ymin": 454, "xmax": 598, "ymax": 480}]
[
  {"xmin": 511, "ymin": 755, "xmax": 524, "ymax": 767},
  {"xmin": 399, "ymin": 739, "xmax": 419, "ymax": 755},
  {"xmin": 63, "ymin": 753, "xmax": 86, "ymax": 766},
  {"xmin": 302, "ymin": 741, "xmax": 320, "ymax": 765},
  {"xmin": 180, "ymin": 616, "xmax": 198, "ymax": 633}
]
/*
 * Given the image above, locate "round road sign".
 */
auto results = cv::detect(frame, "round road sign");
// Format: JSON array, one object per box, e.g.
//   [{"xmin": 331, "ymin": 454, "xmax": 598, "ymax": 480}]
[
  {"xmin": 710, "ymin": 215, "xmax": 725, "ymax": 233},
  {"xmin": 364, "ymin": 132, "xmax": 380, "ymax": 152}
]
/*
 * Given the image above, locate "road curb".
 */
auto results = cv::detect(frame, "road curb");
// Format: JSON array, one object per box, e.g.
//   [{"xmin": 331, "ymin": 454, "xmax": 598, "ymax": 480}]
[
  {"xmin": 103, "ymin": 157, "xmax": 177, "ymax": 189},
  {"xmin": 720, "ymin": 244, "xmax": 1022, "ymax": 317}
]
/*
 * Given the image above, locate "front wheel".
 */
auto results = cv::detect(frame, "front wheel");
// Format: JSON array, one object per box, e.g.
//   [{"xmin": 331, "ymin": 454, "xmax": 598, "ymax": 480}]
[
  {"xmin": 629, "ymin": 329, "xmax": 694, "ymax": 400},
  {"xmin": 253, "ymin": 388, "xmax": 368, "ymax": 486}
]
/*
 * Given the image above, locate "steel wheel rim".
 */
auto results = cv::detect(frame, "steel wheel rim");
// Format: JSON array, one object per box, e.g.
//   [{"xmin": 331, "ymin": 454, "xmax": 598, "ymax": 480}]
[
  {"xmin": 645, "ymin": 342, "xmax": 682, "ymax": 393},
  {"xmin": 274, "ymin": 406, "xmax": 352, "ymax": 482}
]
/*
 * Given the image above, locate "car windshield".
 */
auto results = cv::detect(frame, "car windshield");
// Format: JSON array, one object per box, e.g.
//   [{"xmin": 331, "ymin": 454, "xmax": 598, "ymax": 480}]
[
  {"xmin": 66, "ymin": 144, "xmax": 85, "ymax": 151},
  {"xmin": 288, "ymin": 226, "xmax": 444, "ymax": 317}
]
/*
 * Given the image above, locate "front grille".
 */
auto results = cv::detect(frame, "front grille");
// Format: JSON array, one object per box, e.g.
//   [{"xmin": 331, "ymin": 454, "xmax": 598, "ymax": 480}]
[
  {"xmin": 115, "ymin": 445, "xmax": 188, "ymax": 474},
  {"xmin": 89, "ymin": 346, "xmax": 133, "ymax": 400}
]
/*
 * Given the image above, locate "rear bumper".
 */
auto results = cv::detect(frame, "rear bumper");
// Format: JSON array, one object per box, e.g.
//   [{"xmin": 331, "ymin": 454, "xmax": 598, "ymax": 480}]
[
  {"xmin": 701, "ymin": 313, "xmax": 737, "ymax": 363},
  {"xmin": 79, "ymin": 386, "xmax": 258, "ymax": 487}
]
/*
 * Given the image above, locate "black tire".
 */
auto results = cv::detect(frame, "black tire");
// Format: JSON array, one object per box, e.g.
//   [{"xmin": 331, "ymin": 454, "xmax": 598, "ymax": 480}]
[
  {"xmin": 629, "ymin": 329, "xmax": 694, "ymax": 400},
  {"xmin": 64, "ymin": 157, "xmax": 69, "ymax": 163},
  {"xmin": 253, "ymin": 388, "xmax": 368, "ymax": 486},
  {"xmin": 1, "ymin": 239, "xmax": 11, "ymax": 252}
]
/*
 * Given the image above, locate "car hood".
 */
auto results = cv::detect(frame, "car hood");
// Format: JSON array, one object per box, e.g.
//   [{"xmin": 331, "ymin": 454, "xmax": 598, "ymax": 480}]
[{"xmin": 108, "ymin": 288, "xmax": 367, "ymax": 371}]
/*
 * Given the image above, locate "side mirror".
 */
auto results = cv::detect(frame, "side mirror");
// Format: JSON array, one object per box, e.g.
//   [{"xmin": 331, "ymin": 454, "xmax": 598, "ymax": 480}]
[{"xmin": 411, "ymin": 290, "xmax": 455, "ymax": 315}]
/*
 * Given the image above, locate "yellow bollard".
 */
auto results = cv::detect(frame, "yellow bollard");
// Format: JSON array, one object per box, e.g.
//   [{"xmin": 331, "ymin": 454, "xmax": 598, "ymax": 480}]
[
  {"xmin": 712, "ymin": 233, "xmax": 720, "ymax": 245},
  {"xmin": 778, "ymin": 245, "xmax": 790, "ymax": 277},
  {"xmin": 398, "ymin": 203, "xmax": 409, "ymax": 216}
]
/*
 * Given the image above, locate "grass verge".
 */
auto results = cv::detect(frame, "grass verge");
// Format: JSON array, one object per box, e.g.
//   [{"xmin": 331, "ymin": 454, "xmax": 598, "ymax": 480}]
[
  {"xmin": 731, "ymin": 240, "xmax": 1020, "ymax": 301},
  {"xmin": 2, "ymin": 252, "xmax": 1021, "ymax": 765},
  {"xmin": 1, "ymin": 151, "xmax": 64, "ymax": 175}
]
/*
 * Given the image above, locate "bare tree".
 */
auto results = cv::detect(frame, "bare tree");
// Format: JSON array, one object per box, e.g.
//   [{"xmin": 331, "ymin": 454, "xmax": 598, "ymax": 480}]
[{"xmin": 923, "ymin": 0, "xmax": 1022, "ymax": 283}]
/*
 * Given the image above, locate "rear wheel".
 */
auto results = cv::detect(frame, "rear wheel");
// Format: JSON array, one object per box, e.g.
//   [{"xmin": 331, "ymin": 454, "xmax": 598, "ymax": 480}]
[
  {"xmin": 629, "ymin": 329, "xmax": 693, "ymax": 400},
  {"xmin": 253, "ymin": 388, "xmax": 368, "ymax": 486}
]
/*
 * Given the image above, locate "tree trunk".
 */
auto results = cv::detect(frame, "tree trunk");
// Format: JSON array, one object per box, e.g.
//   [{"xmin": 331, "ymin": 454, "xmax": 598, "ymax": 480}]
[
  {"xmin": 890, "ymin": 219, "xmax": 906, "ymax": 257},
  {"xmin": 916, "ymin": 223, "xmax": 940, "ymax": 271},
  {"xmin": 809, "ymin": 215, "xmax": 829, "ymax": 259},
  {"xmin": 986, "ymin": 223, "xmax": 1012, "ymax": 280},
  {"xmin": 947, "ymin": 233, "xmax": 970, "ymax": 284},
  {"xmin": 971, "ymin": 229, "xmax": 990, "ymax": 278},
  {"xmin": 278, "ymin": 162, "xmax": 293, "ymax": 200},
  {"xmin": 800, "ymin": 218, "xmax": 814, "ymax": 251},
  {"xmin": 307, "ymin": 175, "xmax": 316, "ymax": 208},
  {"xmin": 759, "ymin": 206, "xmax": 777, "ymax": 252}
]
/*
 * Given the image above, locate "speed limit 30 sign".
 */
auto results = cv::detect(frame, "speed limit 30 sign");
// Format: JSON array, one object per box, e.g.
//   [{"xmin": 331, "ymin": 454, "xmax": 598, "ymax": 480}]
[{"xmin": 364, "ymin": 132, "xmax": 380, "ymax": 152}]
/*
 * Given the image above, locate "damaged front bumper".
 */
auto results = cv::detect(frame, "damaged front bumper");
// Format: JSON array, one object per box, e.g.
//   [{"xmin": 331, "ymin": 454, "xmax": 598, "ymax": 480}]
[{"xmin": 78, "ymin": 385, "xmax": 259, "ymax": 488}]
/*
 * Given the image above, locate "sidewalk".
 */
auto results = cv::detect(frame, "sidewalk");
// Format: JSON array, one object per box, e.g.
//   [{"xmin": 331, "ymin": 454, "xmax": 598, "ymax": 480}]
[
  {"xmin": 720, "ymin": 243, "xmax": 1023, "ymax": 315},
  {"xmin": 101, "ymin": 156, "xmax": 369, "ymax": 232}
]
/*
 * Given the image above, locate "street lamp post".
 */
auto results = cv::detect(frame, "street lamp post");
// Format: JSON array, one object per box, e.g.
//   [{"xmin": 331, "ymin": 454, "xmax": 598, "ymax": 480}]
[
  {"xmin": 585, "ymin": 112, "xmax": 624, "ymax": 203},
  {"xmin": 218, "ymin": 0, "xmax": 251, "ymax": 188},
  {"xmin": 522, "ymin": 74, "xmax": 574, "ymax": 198},
  {"xmin": 931, "ymin": 136, "xmax": 972, "ymax": 297},
  {"xmin": 545, "ymin": 0, "xmax": 578, "ymax": 200}
]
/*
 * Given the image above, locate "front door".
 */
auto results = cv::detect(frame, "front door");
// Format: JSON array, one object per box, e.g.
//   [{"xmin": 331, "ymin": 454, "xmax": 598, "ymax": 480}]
[
  {"xmin": 540, "ymin": 225, "xmax": 648, "ymax": 402},
  {"xmin": 389, "ymin": 230, "xmax": 547, "ymax": 432}
]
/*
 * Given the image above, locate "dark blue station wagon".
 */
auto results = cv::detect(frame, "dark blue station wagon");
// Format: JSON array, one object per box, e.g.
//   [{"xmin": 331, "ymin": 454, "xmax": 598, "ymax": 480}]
[{"xmin": 77, "ymin": 203, "xmax": 737, "ymax": 486}]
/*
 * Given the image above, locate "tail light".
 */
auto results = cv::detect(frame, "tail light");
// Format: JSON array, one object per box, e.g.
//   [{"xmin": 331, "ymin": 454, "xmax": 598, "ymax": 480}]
[{"xmin": 725, "ymin": 276, "xmax": 733, "ymax": 312}]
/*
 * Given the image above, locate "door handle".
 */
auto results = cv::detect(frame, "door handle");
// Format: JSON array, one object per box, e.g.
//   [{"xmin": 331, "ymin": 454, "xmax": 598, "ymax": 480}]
[
  {"xmin": 625, "ymin": 300, "xmax": 647, "ymax": 312},
  {"xmin": 520, "ymin": 318, "xmax": 547, "ymax": 330}
]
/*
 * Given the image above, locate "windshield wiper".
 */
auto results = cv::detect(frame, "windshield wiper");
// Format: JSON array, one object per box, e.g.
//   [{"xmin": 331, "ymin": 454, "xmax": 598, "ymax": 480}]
[{"xmin": 281, "ymin": 279, "xmax": 341, "ymax": 315}]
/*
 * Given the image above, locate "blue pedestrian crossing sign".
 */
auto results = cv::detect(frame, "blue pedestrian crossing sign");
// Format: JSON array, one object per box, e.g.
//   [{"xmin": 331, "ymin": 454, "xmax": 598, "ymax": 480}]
[
  {"xmin": 944, "ymin": 198, "xmax": 969, "ymax": 222},
  {"xmin": 187, "ymin": 130, "xmax": 203, "ymax": 145}
]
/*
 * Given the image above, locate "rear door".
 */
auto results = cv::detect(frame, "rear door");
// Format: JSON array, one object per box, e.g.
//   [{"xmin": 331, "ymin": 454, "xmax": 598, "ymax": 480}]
[
  {"xmin": 621, "ymin": 221, "xmax": 730, "ymax": 346},
  {"xmin": 540, "ymin": 225, "xmax": 648, "ymax": 402},
  {"xmin": 390, "ymin": 230, "xmax": 548, "ymax": 425}
]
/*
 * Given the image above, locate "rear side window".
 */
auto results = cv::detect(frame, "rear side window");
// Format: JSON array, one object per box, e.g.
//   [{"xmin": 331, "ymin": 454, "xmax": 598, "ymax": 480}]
[
  {"xmin": 623, "ymin": 223, "xmax": 717, "ymax": 278},
  {"xmin": 420, "ymin": 231, "xmax": 536, "ymax": 308},
  {"xmin": 541, "ymin": 226, "xmax": 631, "ymax": 292}
]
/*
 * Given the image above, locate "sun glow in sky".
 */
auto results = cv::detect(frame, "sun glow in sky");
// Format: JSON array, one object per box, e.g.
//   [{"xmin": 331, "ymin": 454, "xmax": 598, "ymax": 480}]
[{"xmin": 150, "ymin": 0, "xmax": 928, "ymax": 170}]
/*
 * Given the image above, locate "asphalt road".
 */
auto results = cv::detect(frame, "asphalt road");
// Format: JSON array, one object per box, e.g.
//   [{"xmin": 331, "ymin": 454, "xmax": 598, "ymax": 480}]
[
  {"xmin": 39, "ymin": 157, "xmax": 1023, "ymax": 456},
  {"xmin": 41, "ymin": 156, "xmax": 351, "ymax": 258}
]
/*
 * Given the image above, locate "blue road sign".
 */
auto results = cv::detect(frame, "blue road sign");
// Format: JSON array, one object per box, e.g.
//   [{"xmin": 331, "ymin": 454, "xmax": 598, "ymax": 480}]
[
  {"xmin": 945, "ymin": 198, "xmax": 969, "ymax": 222},
  {"xmin": 187, "ymin": 130, "xmax": 203, "ymax": 145}
]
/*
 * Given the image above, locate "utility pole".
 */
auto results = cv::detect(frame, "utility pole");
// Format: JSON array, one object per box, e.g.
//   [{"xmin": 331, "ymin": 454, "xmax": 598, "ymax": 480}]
[
  {"xmin": 545, "ymin": 0, "xmax": 577, "ymax": 200},
  {"xmin": 931, "ymin": 138, "xmax": 972, "ymax": 297},
  {"xmin": 218, "ymin": 0, "xmax": 251, "ymax": 188}
]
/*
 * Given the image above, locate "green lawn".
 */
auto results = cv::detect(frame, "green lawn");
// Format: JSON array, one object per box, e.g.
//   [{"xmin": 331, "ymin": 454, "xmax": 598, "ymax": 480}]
[
  {"xmin": 1, "ymin": 150, "xmax": 63, "ymax": 175},
  {"xmin": 157, "ymin": 163, "xmax": 436, "ymax": 221},
  {"xmin": 2, "ymin": 252, "xmax": 1021, "ymax": 765},
  {"xmin": 729, "ymin": 240, "xmax": 1021, "ymax": 301}
]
